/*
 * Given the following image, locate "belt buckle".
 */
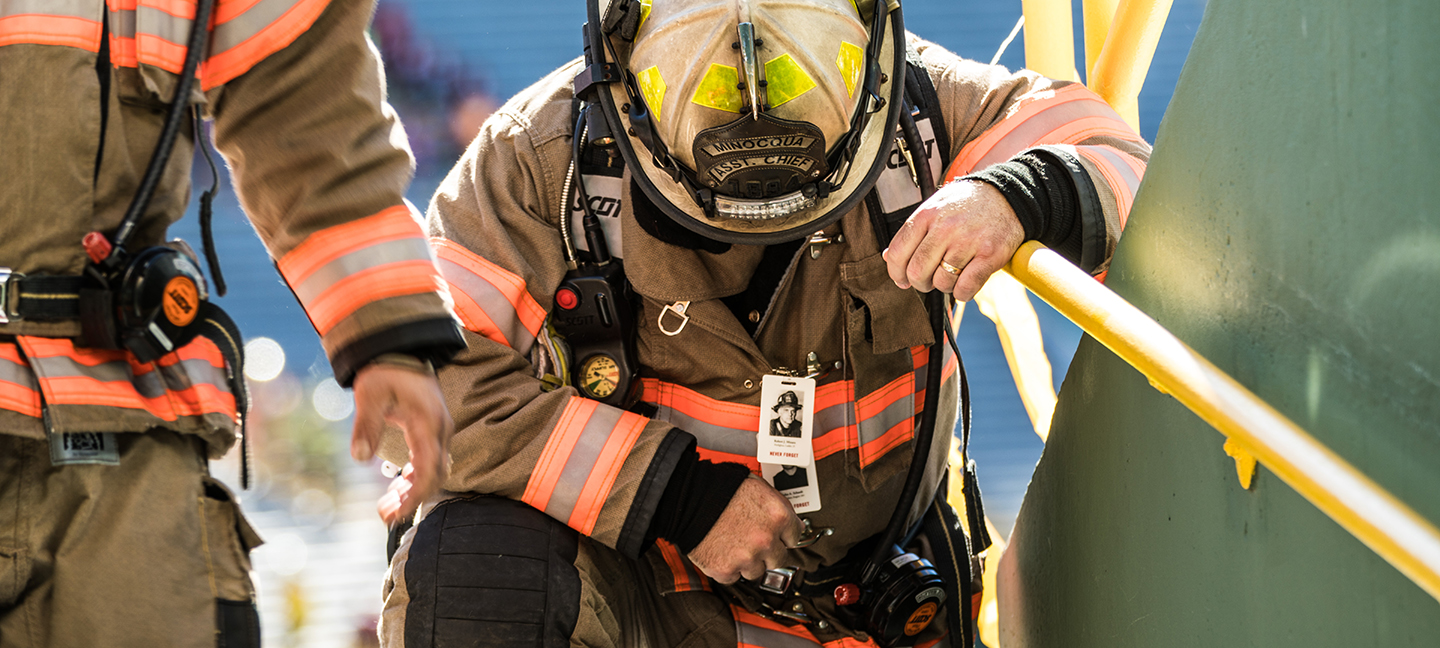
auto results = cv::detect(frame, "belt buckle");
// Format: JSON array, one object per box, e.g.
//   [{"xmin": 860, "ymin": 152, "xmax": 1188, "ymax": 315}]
[{"xmin": 0, "ymin": 268, "xmax": 13, "ymax": 324}]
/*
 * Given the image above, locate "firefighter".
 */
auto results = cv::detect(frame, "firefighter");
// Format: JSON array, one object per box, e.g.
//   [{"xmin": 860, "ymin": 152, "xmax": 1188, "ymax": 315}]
[
  {"xmin": 380, "ymin": 0, "xmax": 1148, "ymax": 646},
  {"xmin": 0, "ymin": 0, "xmax": 465, "ymax": 645}
]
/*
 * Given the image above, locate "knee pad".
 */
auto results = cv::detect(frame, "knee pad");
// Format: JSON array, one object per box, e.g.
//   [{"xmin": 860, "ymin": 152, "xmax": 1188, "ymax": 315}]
[{"xmin": 402, "ymin": 496, "xmax": 581, "ymax": 648}]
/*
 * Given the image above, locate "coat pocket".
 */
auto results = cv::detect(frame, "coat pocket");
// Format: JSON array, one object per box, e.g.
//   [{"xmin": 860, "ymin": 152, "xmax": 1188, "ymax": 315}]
[
  {"xmin": 199, "ymin": 475, "xmax": 262, "ymax": 601},
  {"xmin": 839, "ymin": 253, "xmax": 935, "ymax": 491}
]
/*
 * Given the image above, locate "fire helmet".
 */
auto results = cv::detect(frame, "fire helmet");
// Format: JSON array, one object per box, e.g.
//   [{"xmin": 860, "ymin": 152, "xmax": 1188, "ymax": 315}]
[{"xmin": 582, "ymin": 0, "xmax": 906, "ymax": 244}]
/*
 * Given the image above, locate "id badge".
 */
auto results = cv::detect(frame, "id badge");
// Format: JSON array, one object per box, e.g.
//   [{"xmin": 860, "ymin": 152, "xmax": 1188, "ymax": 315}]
[
  {"xmin": 757, "ymin": 374, "xmax": 815, "ymax": 466},
  {"xmin": 763, "ymin": 460, "xmax": 821, "ymax": 513}
]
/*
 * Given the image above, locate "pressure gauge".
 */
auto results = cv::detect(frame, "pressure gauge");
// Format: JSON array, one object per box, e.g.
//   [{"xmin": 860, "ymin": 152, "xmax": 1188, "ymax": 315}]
[{"xmin": 579, "ymin": 354, "xmax": 621, "ymax": 399}]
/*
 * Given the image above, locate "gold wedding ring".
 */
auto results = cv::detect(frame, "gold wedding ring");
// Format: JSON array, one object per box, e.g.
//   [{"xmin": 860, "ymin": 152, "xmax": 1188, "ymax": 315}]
[{"xmin": 939, "ymin": 260, "xmax": 964, "ymax": 276}]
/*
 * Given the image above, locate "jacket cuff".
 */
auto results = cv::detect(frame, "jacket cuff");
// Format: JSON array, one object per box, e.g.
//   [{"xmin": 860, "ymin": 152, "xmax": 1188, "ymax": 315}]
[
  {"xmin": 615, "ymin": 427, "xmax": 694, "ymax": 559},
  {"xmin": 329, "ymin": 317, "xmax": 466, "ymax": 387}
]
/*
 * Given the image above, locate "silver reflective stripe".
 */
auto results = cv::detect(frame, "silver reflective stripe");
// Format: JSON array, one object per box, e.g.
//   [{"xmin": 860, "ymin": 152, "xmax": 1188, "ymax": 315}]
[
  {"xmin": 134, "ymin": 4, "xmax": 190, "ymax": 46},
  {"xmin": 437, "ymin": 257, "xmax": 536, "ymax": 354},
  {"xmin": 30, "ymin": 355, "xmax": 132, "ymax": 383},
  {"xmin": 542, "ymin": 404, "xmax": 625, "ymax": 524},
  {"xmin": 857, "ymin": 385, "xmax": 914, "ymax": 448},
  {"xmin": 655, "ymin": 404, "xmax": 756, "ymax": 457},
  {"xmin": 734, "ymin": 620, "xmax": 820, "ymax": 648},
  {"xmin": 293, "ymin": 238, "xmax": 433, "ymax": 306},
  {"xmin": 0, "ymin": 356, "xmax": 38, "ymax": 391},
  {"xmin": 811, "ymin": 399, "xmax": 851, "ymax": 445},
  {"xmin": 108, "ymin": 7, "xmax": 135, "ymax": 38},
  {"xmin": 0, "ymin": 0, "xmax": 97, "ymax": 20},
  {"xmin": 157, "ymin": 358, "xmax": 233, "ymax": 395},
  {"xmin": 1076, "ymin": 143, "xmax": 1143, "ymax": 197},
  {"xmin": 28, "ymin": 356, "xmax": 168, "ymax": 399},
  {"xmin": 209, "ymin": 0, "xmax": 300, "ymax": 54}
]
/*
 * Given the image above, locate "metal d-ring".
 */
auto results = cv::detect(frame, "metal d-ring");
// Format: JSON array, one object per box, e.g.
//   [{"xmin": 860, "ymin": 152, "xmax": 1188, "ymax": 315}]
[{"xmin": 658, "ymin": 300, "xmax": 691, "ymax": 336}]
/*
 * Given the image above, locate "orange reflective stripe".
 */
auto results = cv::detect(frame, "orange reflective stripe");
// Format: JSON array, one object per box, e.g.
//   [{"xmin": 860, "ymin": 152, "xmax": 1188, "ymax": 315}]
[
  {"xmin": 17, "ymin": 336, "xmax": 235, "ymax": 421},
  {"xmin": 201, "ymin": 0, "xmax": 327, "ymax": 88},
  {"xmin": 0, "ymin": 381, "xmax": 42, "ymax": 418},
  {"xmin": 812, "ymin": 380, "xmax": 855, "ymax": 461},
  {"xmin": 161, "ymin": 336, "xmax": 226, "ymax": 366},
  {"xmin": 946, "ymin": 84, "xmax": 1131, "ymax": 178},
  {"xmin": 568, "ymin": 409, "xmax": 646, "ymax": 535},
  {"xmin": 142, "ymin": 0, "xmax": 196, "ymax": 19},
  {"xmin": 1074, "ymin": 144, "xmax": 1148, "ymax": 229},
  {"xmin": 732, "ymin": 605, "xmax": 821, "ymax": 648},
  {"xmin": 136, "ymin": 31, "xmax": 186, "ymax": 72},
  {"xmin": 522, "ymin": 397, "xmax": 650, "ymax": 533},
  {"xmin": 0, "ymin": 14, "xmax": 102, "ymax": 50},
  {"xmin": 640, "ymin": 378, "xmax": 762, "ymax": 467},
  {"xmin": 302, "ymin": 259, "xmax": 443, "ymax": 335},
  {"xmin": 109, "ymin": 34, "xmax": 137, "ymax": 65},
  {"xmin": 213, "ymin": 0, "xmax": 265, "ymax": 24},
  {"xmin": 279, "ymin": 207, "xmax": 445, "ymax": 336},
  {"xmin": 19, "ymin": 336, "xmax": 129, "ymax": 365},
  {"xmin": 442, "ymin": 279, "xmax": 511, "ymax": 348},
  {"xmin": 0, "ymin": 344, "xmax": 41, "ymax": 418},
  {"xmin": 523, "ymin": 397, "xmax": 595, "ymax": 510},
  {"xmin": 42, "ymin": 376, "xmax": 179, "ymax": 419},
  {"xmin": 164, "ymin": 382, "xmax": 237, "ymax": 419},
  {"xmin": 822, "ymin": 638, "xmax": 881, "ymax": 648},
  {"xmin": 279, "ymin": 207, "xmax": 421, "ymax": 284},
  {"xmin": 433, "ymin": 238, "xmax": 546, "ymax": 354},
  {"xmin": 658, "ymin": 540, "xmax": 693, "ymax": 591},
  {"xmin": 642, "ymin": 379, "xmax": 759, "ymax": 432}
]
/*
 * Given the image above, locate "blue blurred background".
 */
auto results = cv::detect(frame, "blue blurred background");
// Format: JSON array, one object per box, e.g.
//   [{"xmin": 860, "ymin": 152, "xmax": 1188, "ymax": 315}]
[{"xmin": 176, "ymin": 1, "xmax": 1209, "ymax": 644}]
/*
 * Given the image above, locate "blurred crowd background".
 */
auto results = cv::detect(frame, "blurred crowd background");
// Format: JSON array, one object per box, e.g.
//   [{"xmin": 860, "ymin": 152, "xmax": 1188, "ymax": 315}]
[{"xmin": 173, "ymin": 1, "xmax": 1209, "ymax": 645}]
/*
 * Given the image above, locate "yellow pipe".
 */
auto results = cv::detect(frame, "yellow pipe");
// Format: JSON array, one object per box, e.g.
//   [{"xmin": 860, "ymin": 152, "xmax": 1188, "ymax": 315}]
[
  {"xmin": 1020, "ymin": 0, "xmax": 1079, "ymax": 82},
  {"xmin": 974, "ymin": 272, "xmax": 1057, "ymax": 442},
  {"xmin": 1082, "ymin": 0, "xmax": 1122, "ymax": 81},
  {"xmin": 1006, "ymin": 241, "xmax": 1440, "ymax": 604},
  {"xmin": 1087, "ymin": 0, "xmax": 1173, "ymax": 132}
]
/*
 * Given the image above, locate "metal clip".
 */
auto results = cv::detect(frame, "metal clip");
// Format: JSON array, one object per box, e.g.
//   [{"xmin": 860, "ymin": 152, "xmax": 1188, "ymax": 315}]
[
  {"xmin": 807, "ymin": 231, "xmax": 844, "ymax": 259},
  {"xmin": 0, "ymin": 268, "xmax": 16, "ymax": 324},
  {"xmin": 791, "ymin": 518, "xmax": 835, "ymax": 548},
  {"xmin": 895, "ymin": 136, "xmax": 920, "ymax": 188},
  {"xmin": 658, "ymin": 300, "xmax": 691, "ymax": 336}
]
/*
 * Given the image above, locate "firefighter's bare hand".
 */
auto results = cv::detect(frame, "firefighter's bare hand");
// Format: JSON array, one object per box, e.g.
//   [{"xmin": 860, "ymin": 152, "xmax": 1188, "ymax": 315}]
[
  {"xmin": 352, "ymin": 362, "xmax": 454, "ymax": 526},
  {"xmin": 882, "ymin": 179, "xmax": 1025, "ymax": 301},
  {"xmin": 687, "ymin": 476, "xmax": 802, "ymax": 585}
]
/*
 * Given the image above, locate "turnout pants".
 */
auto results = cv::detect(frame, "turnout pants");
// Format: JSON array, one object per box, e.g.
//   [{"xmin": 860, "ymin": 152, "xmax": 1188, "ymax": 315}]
[
  {"xmin": 381, "ymin": 495, "xmax": 946, "ymax": 648},
  {"xmin": 0, "ymin": 431, "xmax": 261, "ymax": 648}
]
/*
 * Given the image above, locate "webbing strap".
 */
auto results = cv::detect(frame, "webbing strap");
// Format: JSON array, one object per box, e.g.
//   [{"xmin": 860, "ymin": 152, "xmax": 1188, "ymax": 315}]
[{"xmin": 9, "ymin": 276, "xmax": 85, "ymax": 321}]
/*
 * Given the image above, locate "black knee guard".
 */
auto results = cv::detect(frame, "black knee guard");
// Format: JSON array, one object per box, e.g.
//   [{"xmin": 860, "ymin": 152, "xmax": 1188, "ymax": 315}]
[{"xmin": 403, "ymin": 496, "xmax": 581, "ymax": 648}]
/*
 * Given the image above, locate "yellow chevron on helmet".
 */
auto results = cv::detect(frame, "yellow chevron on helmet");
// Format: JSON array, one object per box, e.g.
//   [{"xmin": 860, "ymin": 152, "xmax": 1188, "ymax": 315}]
[{"xmin": 628, "ymin": 0, "xmax": 867, "ymax": 175}]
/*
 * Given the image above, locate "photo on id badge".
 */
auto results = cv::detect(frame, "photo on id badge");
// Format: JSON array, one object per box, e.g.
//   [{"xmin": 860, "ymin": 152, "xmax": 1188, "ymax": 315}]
[
  {"xmin": 762, "ymin": 462, "xmax": 822, "ymax": 513},
  {"xmin": 757, "ymin": 374, "xmax": 815, "ymax": 466}
]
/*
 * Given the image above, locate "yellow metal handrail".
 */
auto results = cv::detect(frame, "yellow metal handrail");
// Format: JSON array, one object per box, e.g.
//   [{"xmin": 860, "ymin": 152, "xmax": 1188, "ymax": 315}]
[{"xmin": 1004, "ymin": 241, "xmax": 1440, "ymax": 603}]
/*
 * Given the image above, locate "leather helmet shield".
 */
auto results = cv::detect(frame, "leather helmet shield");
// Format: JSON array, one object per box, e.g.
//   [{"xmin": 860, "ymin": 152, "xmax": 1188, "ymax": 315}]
[
  {"xmin": 592, "ymin": 0, "xmax": 905, "ymax": 244},
  {"xmin": 692, "ymin": 113, "xmax": 827, "ymax": 199}
]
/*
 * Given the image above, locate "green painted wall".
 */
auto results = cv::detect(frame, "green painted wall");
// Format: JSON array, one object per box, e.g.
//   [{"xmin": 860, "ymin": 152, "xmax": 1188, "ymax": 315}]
[{"xmin": 1000, "ymin": 0, "xmax": 1440, "ymax": 645}]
